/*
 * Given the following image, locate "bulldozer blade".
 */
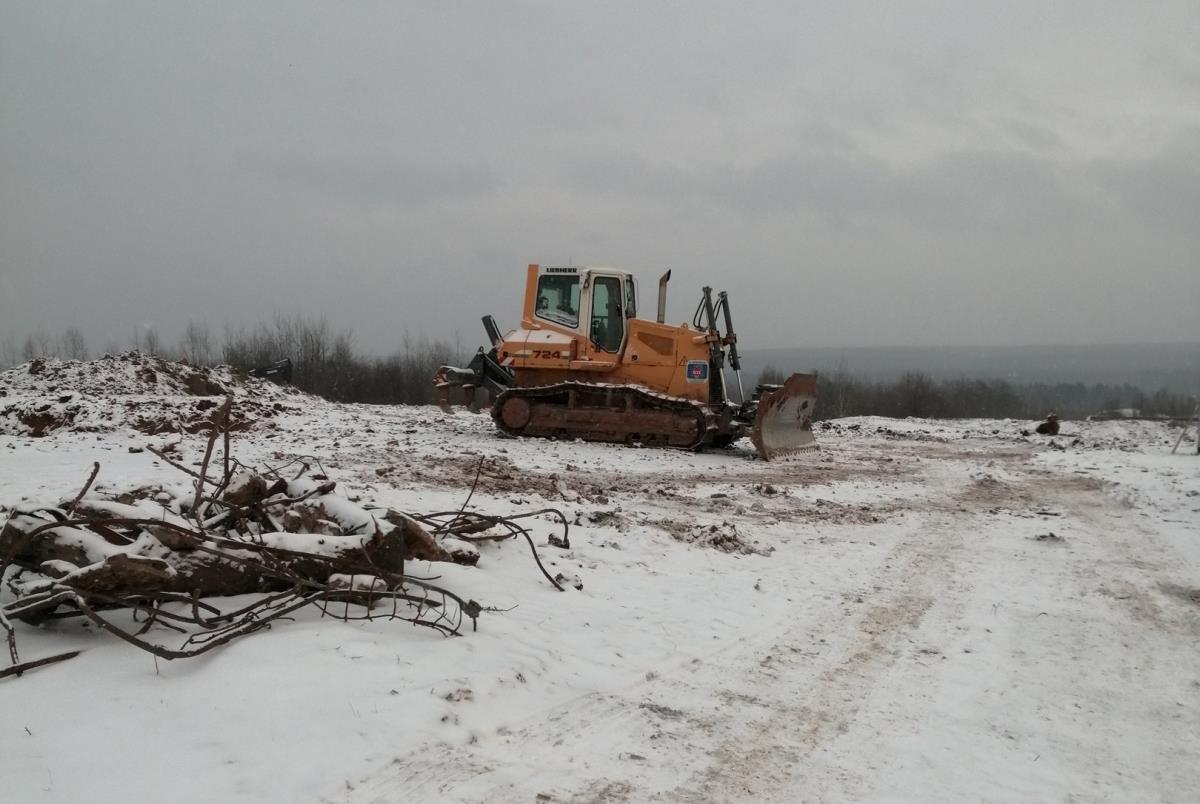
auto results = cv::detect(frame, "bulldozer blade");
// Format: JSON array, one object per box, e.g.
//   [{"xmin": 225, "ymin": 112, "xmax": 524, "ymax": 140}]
[{"xmin": 750, "ymin": 373, "xmax": 818, "ymax": 460}]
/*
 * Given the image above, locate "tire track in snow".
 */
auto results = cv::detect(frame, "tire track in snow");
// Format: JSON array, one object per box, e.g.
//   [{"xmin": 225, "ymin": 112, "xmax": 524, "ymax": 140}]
[
  {"xmin": 656, "ymin": 523, "xmax": 957, "ymax": 803},
  {"xmin": 340, "ymin": 437, "xmax": 1193, "ymax": 804},
  {"xmin": 338, "ymin": 514, "xmax": 960, "ymax": 804}
]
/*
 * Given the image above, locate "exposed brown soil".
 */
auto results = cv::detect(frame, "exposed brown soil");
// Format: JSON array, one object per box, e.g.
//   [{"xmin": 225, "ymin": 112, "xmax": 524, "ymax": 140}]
[{"xmin": 1, "ymin": 353, "xmax": 304, "ymax": 437}]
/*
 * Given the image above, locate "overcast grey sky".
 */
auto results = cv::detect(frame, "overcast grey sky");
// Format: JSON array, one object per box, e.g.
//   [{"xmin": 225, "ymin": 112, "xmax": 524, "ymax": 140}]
[{"xmin": 2, "ymin": 1, "xmax": 1198, "ymax": 355}]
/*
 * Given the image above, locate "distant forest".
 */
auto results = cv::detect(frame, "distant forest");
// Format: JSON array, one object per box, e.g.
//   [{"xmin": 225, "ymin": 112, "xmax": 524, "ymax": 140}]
[
  {"xmin": 0, "ymin": 316, "xmax": 459, "ymax": 406},
  {"xmin": 2, "ymin": 318, "xmax": 1196, "ymax": 420},
  {"xmin": 756, "ymin": 365, "xmax": 1195, "ymax": 421}
]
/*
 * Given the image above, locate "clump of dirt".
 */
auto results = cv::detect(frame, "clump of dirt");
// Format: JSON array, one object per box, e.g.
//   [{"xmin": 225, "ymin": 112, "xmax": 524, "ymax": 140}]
[
  {"xmin": 8, "ymin": 404, "xmax": 74, "ymax": 437},
  {"xmin": 109, "ymin": 484, "xmax": 181, "ymax": 507},
  {"xmin": 659, "ymin": 518, "xmax": 772, "ymax": 556},
  {"xmin": 803, "ymin": 498, "xmax": 887, "ymax": 525},
  {"xmin": 409, "ymin": 454, "xmax": 530, "ymax": 495},
  {"xmin": 952, "ymin": 469, "xmax": 1109, "ymax": 517},
  {"xmin": 959, "ymin": 474, "xmax": 1030, "ymax": 507},
  {"xmin": 586, "ymin": 509, "xmax": 631, "ymax": 531},
  {"xmin": 1160, "ymin": 584, "xmax": 1200, "ymax": 607},
  {"xmin": 872, "ymin": 425, "xmax": 947, "ymax": 443},
  {"xmin": 124, "ymin": 398, "xmax": 297, "ymax": 435},
  {"xmin": 408, "ymin": 454, "xmax": 613, "ymax": 503}
]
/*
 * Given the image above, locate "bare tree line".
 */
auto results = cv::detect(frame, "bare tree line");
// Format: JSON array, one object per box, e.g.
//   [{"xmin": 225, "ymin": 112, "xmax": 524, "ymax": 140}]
[
  {"xmin": 2, "ymin": 323, "xmax": 1192, "ymax": 417},
  {"xmin": 1, "ymin": 315, "xmax": 459, "ymax": 406},
  {"xmin": 0, "ymin": 327, "xmax": 92, "ymax": 365},
  {"xmin": 759, "ymin": 365, "xmax": 1197, "ymax": 420},
  {"xmin": 4, "ymin": 321, "xmax": 221, "ymax": 367}
]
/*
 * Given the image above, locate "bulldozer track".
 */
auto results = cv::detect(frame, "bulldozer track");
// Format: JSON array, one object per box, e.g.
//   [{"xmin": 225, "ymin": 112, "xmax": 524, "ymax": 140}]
[{"xmin": 491, "ymin": 382, "xmax": 717, "ymax": 450}]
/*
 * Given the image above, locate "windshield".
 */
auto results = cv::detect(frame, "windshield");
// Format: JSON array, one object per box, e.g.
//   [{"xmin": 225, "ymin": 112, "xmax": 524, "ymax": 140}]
[{"xmin": 535, "ymin": 274, "xmax": 581, "ymax": 327}]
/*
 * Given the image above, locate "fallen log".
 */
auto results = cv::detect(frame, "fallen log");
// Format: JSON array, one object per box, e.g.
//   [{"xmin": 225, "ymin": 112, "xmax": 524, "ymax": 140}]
[{"xmin": 1, "ymin": 514, "xmax": 414, "ymax": 601}]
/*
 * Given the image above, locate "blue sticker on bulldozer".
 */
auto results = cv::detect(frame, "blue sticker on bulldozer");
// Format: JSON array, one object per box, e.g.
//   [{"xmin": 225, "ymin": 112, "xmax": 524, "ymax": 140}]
[{"xmin": 685, "ymin": 360, "xmax": 709, "ymax": 383}]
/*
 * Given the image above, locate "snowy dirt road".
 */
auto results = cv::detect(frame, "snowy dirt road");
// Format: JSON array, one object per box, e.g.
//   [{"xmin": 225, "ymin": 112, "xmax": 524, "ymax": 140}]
[
  {"xmin": 2, "ymin": 392, "xmax": 1198, "ymax": 804},
  {"xmin": 340, "ymin": 425, "xmax": 1199, "ymax": 804}
]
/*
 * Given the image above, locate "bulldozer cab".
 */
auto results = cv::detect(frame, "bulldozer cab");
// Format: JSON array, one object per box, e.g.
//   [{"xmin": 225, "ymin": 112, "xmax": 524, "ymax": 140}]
[{"xmin": 528, "ymin": 265, "xmax": 638, "ymax": 357}]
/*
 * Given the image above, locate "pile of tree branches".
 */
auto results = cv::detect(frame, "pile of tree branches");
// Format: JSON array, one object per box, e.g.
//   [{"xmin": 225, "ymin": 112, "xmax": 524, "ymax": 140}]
[{"xmin": 0, "ymin": 398, "xmax": 569, "ymax": 678}]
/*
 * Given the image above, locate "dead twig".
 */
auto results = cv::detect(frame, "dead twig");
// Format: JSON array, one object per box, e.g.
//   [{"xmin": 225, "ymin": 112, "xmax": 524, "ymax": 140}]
[
  {"xmin": 1, "ymin": 650, "xmax": 81, "ymax": 680},
  {"xmin": 413, "ymin": 508, "xmax": 568, "ymax": 591},
  {"xmin": 223, "ymin": 401, "xmax": 232, "ymax": 481},
  {"xmin": 64, "ymin": 462, "xmax": 100, "ymax": 518},
  {"xmin": 0, "ymin": 608, "xmax": 17, "ymax": 665},
  {"xmin": 192, "ymin": 397, "xmax": 231, "ymax": 523},
  {"xmin": 146, "ymin": 446, "xmax": 219, "ymax": 488},
  {"xmin": 434, "ymin": 456, "xmax": 487, "ymax": 538}
]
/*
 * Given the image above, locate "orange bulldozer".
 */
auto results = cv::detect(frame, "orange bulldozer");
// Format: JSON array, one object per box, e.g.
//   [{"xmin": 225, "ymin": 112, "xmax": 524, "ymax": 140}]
[{"xmin": 434, "ymin": 264, "xmax": 817, "ymax": 460}]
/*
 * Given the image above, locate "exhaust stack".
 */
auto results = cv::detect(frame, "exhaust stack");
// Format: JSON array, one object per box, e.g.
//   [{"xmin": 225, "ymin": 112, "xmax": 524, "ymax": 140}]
[{"xmin": 656, "ymin": 270, "xmax": 671, "ymax": 323}]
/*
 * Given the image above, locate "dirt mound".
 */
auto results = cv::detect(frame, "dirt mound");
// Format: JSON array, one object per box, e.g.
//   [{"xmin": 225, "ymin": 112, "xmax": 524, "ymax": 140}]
[
  {"xmin": 0, "ymin": 353, "xmax": 308, "ymax": 437},
  {"xmin": 660, "ymin": 518, "xmax": 773, "ymax": 556},
  {"xmin": 1, "ymin": 353, "xmax": 295, "ymax": 399}
]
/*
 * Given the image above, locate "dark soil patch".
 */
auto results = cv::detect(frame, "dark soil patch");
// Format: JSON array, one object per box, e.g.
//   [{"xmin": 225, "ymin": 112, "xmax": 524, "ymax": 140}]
[{"xmin": 1160, "ymin": 584, "xmax": 1200, "ymax": 607}]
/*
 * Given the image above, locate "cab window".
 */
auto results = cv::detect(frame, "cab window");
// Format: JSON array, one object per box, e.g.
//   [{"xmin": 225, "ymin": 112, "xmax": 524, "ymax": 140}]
[{"xmin": 535, "ymin": 275, "xmax": 580, "ymax": 327}]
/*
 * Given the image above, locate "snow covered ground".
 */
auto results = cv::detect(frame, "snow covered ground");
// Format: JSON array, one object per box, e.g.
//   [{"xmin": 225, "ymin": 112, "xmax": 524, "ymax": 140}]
[{"xmin": 2, "ymin": 377, "xmax": 1198, "ymax": 803}]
